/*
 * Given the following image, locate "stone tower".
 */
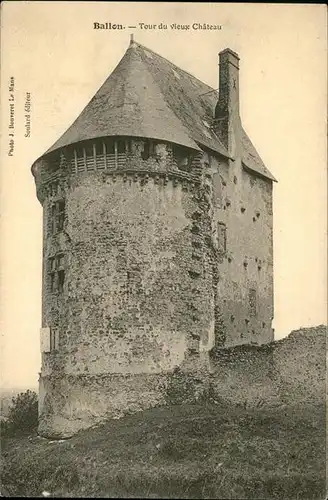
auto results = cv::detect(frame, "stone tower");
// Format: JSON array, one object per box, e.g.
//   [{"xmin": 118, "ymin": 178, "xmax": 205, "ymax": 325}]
[{"xmin": 32, "ymin": 39, "xmax": 276, "ymax": 438}]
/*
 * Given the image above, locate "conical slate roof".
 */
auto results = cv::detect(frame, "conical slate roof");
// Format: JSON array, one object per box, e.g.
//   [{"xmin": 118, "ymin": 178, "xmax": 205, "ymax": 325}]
[{"xmin": 40, "ymin": 39, "xmax": 275, "ymax": 182}]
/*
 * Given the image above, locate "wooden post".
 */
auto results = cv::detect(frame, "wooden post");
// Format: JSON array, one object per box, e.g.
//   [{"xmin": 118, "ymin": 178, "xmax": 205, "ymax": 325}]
[
  {"xmin": 83, "ymin": 147, "xmax": 87, "ymax": 171},
  {"xmin": 103, "ymin": 142, "xmax": 107, "ymax": 170},
  {"xmin": 114, "ymin": 140, "xmax": 118, "ymax": 169},
  {"xmin": 74, "ymin": 149, "xmax": 78, "ymax": 173},
  {"xmin": 93, "ymin": 143, "xmax": 97, "ymax": 170}
]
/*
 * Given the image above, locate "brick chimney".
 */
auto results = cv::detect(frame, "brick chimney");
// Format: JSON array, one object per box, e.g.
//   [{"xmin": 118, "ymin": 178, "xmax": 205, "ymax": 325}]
[{"xmin": 214, "ymin": 48, "xmax": 240, "ymax": 156}]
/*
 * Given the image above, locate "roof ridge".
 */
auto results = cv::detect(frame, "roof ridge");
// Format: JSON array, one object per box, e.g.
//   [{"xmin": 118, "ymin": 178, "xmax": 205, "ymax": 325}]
[{"xmin": 134, "ymin": 41, "xmax": 216, "ymax": 94}]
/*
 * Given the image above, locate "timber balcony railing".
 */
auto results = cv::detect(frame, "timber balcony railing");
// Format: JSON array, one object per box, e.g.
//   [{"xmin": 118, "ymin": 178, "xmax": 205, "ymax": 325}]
[{"xmin": 36, "ymin": 137, "xmax": 203, "ymax": 187}]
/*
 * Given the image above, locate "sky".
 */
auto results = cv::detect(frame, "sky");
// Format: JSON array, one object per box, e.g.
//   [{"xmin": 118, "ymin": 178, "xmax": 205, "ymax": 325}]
[{"xmin": 0, "ymin": 2, "xmax": 327, "ymax": 389}]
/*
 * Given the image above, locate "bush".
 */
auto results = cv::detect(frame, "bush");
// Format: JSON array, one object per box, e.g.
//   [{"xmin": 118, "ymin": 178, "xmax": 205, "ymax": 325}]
[{"xmin": 2, "ymin": 390, "xmax": 38, "ymax": 436}]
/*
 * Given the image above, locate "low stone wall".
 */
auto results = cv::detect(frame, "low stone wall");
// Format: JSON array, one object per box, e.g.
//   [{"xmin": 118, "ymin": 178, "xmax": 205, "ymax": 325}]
[
  {"xmin": 273, "ymin": 325, "xmax": 326, "ymax": 406},
  {"xmin": 208, "ymin": 343, "xmax": 280, "ymax": 408},
  {"xmin": 206, "ymin": 325, "xmax": 326, "ymax": 408},
  {"xmin": 38, "ymin": 325, "xmax": 326, "ymax": 438}
]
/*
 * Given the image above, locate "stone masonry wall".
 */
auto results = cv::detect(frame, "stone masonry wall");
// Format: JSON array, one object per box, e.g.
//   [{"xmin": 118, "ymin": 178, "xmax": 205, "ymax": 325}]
[
  {"xmin": 34, "ymin": 135, "xmax": 276, "ymax": 438},
  {"xmin": 204, "ymin": 152, "xmax": 274, "ymax": 348},
  {"xmin": 178, "ymin": 325, "xmax": 326, "ymax": 409},
  {"xmin": 35, "ymin": 139, "xmax": 217, "ymax": 437},
  {"xmin": 38, "ymin": 372, "xmax": 167, "ymax": 438}
]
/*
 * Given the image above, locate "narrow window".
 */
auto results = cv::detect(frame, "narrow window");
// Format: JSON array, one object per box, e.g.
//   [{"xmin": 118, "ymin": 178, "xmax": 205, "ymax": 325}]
[
  {"xmin": 50, "ymin": 328, "xmax": 59, "ymax": 352},
  {"xmin": 213, "ymin": 173, "xmax": 222, "ymax": 208},
  {"xmin": 50, "ymin": 204, "xmax": 57, "ymax": 234},
  {"xmin": 57, "ymin": 201, "xmax": 65, "ymax": 232},
  {"xmin": 49, "ymin": 257, "xmax": 56, "ymax": 293},
  {"xmin": 249, "ymin": 288, "xmax": 257, "ymax": 317},
  {"xmin": 48, "ymin": 254, "xmax": 65, "ymax": 294},
  {"xmin": 58, "ymin": 270, "xmax": 65, "ymax": 293},
  {"xmin": 50, "ymin": 200, "xmax": 65, "ymax": 234},
  {"xmin": 217, "ymin": 222, "xmax": 227, "ymax": 253}
]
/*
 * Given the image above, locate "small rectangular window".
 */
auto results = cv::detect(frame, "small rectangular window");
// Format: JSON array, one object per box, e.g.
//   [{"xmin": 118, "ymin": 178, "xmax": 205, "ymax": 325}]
[
  {"xmin": 50, "ymin": 272, "xmax": 56, "ymax": 293},
  {"xmin": 48, "ymin": 254, "xmax": 65, "ymax": 293},
  {"xmin": 50, "ymin": 328, "xmax": 59, "ymax": 352},
  {"xmin": 49, "ymin": 257, "xmax": 56, "ymax": 272},
  {"xmin": 50, "ymin": 200, "xmax": 65, "ymax": 234},
  {"xmin": 249, "ymin": 288, "xmax": 257, "ymax": 317},
  {"xmin": 57, "ymin": 201, "xmax": 65, "ymax": 232},
  {"xmin": 217, "ymin": 222, "xmax": 227, "ymax": 253},
  {"xmin": 58, "ymin": 270, "xmax": 65, "ymax": 293},
  {"xmin": 50, "ymin": 205, "xmax": 56, "ymax": 234}
]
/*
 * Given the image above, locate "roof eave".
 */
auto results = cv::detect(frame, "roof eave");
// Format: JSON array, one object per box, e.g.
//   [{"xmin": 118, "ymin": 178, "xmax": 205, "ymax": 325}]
[{"xmin": 242, "ymin": 162, "xmax": 278, "ymax": 183}]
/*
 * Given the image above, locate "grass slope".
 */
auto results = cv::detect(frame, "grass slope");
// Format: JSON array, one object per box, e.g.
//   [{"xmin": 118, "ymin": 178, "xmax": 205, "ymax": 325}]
[{"xmin": 1, "ymin": 401, "xmax": 326, "ymax": 499}]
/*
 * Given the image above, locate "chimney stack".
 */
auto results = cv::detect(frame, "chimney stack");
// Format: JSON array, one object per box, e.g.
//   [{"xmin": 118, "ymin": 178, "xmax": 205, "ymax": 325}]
[{"xmin": 214, "ymin": 48, "xmax": 240, "ymax": 155}]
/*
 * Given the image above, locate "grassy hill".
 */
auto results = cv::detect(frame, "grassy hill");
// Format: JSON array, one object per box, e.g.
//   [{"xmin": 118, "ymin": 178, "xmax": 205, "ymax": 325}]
[{"xmin": 1, "ymin": 400, "xmax": 326, "ymax": 499}]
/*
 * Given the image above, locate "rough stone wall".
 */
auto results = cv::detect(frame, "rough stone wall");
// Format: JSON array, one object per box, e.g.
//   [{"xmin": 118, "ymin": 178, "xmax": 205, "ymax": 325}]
[
  {"xmin": 33, "ymin": 134, "xmax": 275, "ymax": 437},
  {"xmin": 35, "ymin": 139, "xmax": 217, "ymax": 437},
  {"xmin": 273, "ymin": 326, "xmax": 327, "ymax": 406},
  {"xmin": 38, "ymin": 373, "xmax": 167, "ymax": 438},
  {"xmin": 179, "ymin": 325, "xmax": 326, "ymax": 409},
  {"xmin": 202, "ymin": 152, "xmax": 274, "ymax": 348}
]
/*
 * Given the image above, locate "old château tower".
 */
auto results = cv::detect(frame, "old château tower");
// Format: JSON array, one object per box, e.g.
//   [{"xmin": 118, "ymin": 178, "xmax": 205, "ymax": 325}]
[{"xmin": 32, "ymin": 38, "xmax": 276, "ymax": 438}]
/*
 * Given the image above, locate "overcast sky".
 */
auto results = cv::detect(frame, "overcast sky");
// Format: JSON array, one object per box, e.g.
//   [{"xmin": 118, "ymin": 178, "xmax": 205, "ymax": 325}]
[{"xmin": 0, "ymin": 2, "xmax": 327, "ymax": 389}]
